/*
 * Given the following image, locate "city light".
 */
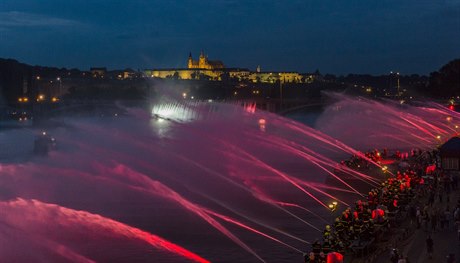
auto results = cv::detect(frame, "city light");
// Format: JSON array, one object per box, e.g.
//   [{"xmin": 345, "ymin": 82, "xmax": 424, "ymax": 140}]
[
  {"xmin": 151, "ymin": 102, "xmax": 197, "ymax": 122},
  {"xmin": 328, "ymin": 201, "xmax": 338, "ymax": 212},
  {"xmin": 258, "ymin": 119, "xmax": 266, "ymax": 132},
  {"xmin": 18, "ymin": 97, "xmax": 29, "ymax": 103}
]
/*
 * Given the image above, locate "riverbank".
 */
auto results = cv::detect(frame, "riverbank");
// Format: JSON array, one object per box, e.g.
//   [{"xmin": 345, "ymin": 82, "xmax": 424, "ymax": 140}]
[
  {"xmin": 307, "ymin": 148, "xmax": 460, "ymax": 263},
  {"xmin": 349, "ymin": 165, "xmax": 460, "ymax": 263},
  {"xmin": 373, "ymin": 184, "xmax": 460, "ymax": 263}
]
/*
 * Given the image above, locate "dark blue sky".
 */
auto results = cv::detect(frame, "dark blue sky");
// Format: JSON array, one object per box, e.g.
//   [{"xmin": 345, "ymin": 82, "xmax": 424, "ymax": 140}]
[{"xmin": 0, "ymin": 0, "xmax": 459, "ymax": 74}]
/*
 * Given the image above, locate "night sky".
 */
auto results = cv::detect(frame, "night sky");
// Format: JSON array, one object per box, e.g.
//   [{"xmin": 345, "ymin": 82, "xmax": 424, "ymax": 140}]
[{"xmin": 0, "ymin": 0, "xmax": 459, "ymax": 75}]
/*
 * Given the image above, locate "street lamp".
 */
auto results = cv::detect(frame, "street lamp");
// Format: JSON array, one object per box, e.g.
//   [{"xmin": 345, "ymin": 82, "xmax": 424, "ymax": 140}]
[
  {"xmin": 57, "ymin": 77, "xmax": 62, "ymax": 97},
  {"xmin": 329, "ymin": 201, "xmax": 338, "ymax": 212},
  {"xmin": 37, "ymin": 94, "xmax": 45, "ymax": 102},
  {"xmin": 18, "ymin": 97, "xmax": 29, "ymax": 103},
  {"xmin": 279, "ymin": 77, "xmax": 284, "ymax": 110},
  {"xmin": 389, "ymin": 71, "xmax": 400, "ymax": 97}
]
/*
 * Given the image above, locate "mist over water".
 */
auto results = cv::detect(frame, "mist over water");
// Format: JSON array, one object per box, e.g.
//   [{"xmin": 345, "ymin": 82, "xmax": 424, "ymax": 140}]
[
  {"xmin": 0, "ymin": 93, "xmax": 458, "ymax": 262},
  {"xmin": 0, "ymin": 129, "xmax": 35, "ymax": 161},
  {"xmin": 316, "ymin": 94, "xmax": 460, "ymax": 150}
]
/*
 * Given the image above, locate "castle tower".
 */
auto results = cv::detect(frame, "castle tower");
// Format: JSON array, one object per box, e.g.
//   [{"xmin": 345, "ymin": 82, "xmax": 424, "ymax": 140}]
[
  {"xmin": 187, "ymin": 50, "xmax": 222, "ymax": 70},
  {"xmin": 199, "ymin": 50, "xmax": 207, "ymax": 69},
  {"xmin": 188, "ymin": 52, "xmax": 193, "ymax": 69}
]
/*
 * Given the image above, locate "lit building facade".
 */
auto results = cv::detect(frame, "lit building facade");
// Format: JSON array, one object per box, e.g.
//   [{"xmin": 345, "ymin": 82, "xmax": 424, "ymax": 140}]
[
  {"xmin": 188, "ymin": 51, "xmax": 224, "ymax": 70},
  {"xmin": 247, "ymin": 72, "xmax": 305, "ymax": 84},
  {"xmin": 146, "ymin": 68, "xmax": 222, "ymax": 80},
  {"xmin": 144, "ymin": 52, "xmax": 316, "ymax": 83},
  {"xmin": 90, "ymin": 67, "xmax": 107, "ymax": 78}
]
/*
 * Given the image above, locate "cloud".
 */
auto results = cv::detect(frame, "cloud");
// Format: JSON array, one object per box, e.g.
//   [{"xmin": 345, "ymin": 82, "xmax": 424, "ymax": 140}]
[{"xmin": 0, "ymin": 11, "xmax": 81, "ymax": 27}]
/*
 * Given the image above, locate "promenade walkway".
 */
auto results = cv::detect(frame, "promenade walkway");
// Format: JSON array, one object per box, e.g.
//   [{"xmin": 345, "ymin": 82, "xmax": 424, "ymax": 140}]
[
  {"xmin": 372, "ymin": 185, "xmax": 459, "ymax": 263},
  {"xmin": 307, "ymin": 149, "xmax": 459, "ymax": 263}
]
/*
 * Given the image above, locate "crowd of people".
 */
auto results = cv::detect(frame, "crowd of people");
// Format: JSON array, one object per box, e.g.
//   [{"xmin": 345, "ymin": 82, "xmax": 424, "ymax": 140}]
[
  {"xmin": 339, "ymin": 148, "xmax": 423, "ymax": 171},
  {"xmin": 305, "ymin": 148, "xmax": 460, "ymax": 263}
]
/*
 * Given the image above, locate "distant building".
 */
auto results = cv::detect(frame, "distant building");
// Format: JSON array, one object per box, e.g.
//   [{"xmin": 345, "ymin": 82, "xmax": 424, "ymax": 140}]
[
  {"xmin": 188, "ymin": 51, "xmax": 224, "ymax": 70},
  {"xmin": 122, "ymin": 70, "xmax": 136, "ymax": 79},
  {"xmin": 90, "ymin": 67, "xmax": 107, "ymax": 78},
  {"xmin": 440, "ymin": 136, "xmax": 460, "ymax": 171},
  {"xmin": 146, "ymin": 68, "xmax": 222, "ymax": 81},
  {"xmin": 248, "ymin": 72, "xmax": 305, "ymax": 84},
  {"xmin": 111, "ymin": 69, "xmax": 138, "ymax": 80},
  {"xmin": 228, "ymin": 68, "xmax": 251, "ymax": 81}
]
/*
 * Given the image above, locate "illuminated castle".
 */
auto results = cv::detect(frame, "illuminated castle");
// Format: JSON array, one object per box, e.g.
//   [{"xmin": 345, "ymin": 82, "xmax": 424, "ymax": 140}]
[
  {"xmin": 188, "ymin": 51, "xmax": 224, "ymax": 70},
  {"xmin": 145, "ymin": 51, "xmax": 315, "ymax": 83}
]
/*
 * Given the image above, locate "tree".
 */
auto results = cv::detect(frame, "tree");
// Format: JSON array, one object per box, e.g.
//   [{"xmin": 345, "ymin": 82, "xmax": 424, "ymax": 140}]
[
  {"xmin": 172, "ymin": 71, "xmax": 180, "ymax": 80},
  {"xmin": 426, "ymin": 59, "xmax": 460, "ymax": 98}
]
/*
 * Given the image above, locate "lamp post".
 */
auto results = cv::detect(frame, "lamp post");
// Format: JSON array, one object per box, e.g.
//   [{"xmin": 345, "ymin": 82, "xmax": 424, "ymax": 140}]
[
  {"xmin": 57, "ymin": 77, "xmax": 61, "ymax": 97},
  {"xmin": 279, "ymin": 79, "xmax": 283, "ymax": 111},
  {"xmin": 389, "ymin": 71, "xmax": 400, "ymax": 97},
  {"xmin": 329, "ymin": 201, "xmax": 338, "ymax": 212}
]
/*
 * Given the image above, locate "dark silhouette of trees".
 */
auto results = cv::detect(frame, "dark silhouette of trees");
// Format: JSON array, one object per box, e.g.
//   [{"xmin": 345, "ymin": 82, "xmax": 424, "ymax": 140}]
[
  {"xmin": 426, "ymin": 59, "xmax": 460, "ymax": 98},
  {"xmin": 0, "ymin": 59, "xmax": 30, "ymax": 105}
]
